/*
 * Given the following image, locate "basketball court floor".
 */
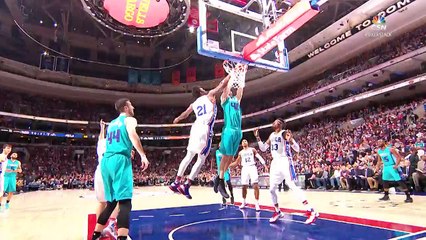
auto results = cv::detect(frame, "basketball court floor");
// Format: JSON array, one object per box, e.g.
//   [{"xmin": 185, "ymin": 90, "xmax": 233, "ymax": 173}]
[{"xmin": 0, "ymin": 187, "xmax": 424, "ymax": 240}]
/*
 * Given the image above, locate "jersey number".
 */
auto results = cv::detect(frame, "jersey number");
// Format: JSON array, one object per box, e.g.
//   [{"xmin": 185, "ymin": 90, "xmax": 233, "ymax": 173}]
[
  {"xmin": 272, "ymin": 144, "xmax": 279, "ymax": 151},
  {"xmin": 382, "ymin": 156, "xmax": 389, "ymax": 162},
  {"xmin": 107, "ymin": 129, "xmax": 121, "ymax": 144},
  {"xmin": 196, "ymin": 104, "xmax": 207, "ymax": 116},
  {"xmin": 231, "ymin": 102, "xmax": 240, "ymax": 111},
  {"xmin": 245, "ymin": 157, "xmax": 251, "ymax": 163}
]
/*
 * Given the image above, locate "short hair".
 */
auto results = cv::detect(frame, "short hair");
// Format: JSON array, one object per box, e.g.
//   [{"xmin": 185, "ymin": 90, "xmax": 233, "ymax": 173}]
[
  {"xmin": 115, "ymin": 98, "xmax": 130, "ymax": 113},
  {"xmin": 192, "ymin": 86, "xmax": 203, "ymax": 99},
  {"xmin": 276, "ymin": 118, "xmax": 286, "ymax": 128},
  {"xmin": 230, "ymin": 87, "xmax": 238, "ymax": 96},
  {"xmin": 3, "ymin": 144, "xmax": 12, "ymax": 149}
]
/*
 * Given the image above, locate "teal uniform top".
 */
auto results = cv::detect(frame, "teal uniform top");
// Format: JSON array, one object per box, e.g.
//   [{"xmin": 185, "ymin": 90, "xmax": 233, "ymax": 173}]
[
  {"xmin": 104, "ymin": 115, "xmax": 132, "ymax": 158},
  {"xmin": 222, "ymin": 96, "xmax": 242, "ymax": 130},
  {"xmin": 4, "ymin": 159, "xmax": 19, "ymax": 178},
  {"xmin": 378, "ymin": 147, "xmax": 396, "ymax": 167}
]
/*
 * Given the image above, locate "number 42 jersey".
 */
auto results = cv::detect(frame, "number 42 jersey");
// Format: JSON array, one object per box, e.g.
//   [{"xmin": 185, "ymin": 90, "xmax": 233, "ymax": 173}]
[{"xmin": 104, "ymin": 114, "xmax": 133, "ymax": 158}]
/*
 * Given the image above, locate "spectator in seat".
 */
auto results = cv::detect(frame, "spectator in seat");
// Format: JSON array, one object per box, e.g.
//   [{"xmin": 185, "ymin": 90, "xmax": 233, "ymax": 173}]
[
  {"xmin": 355, "ymin": 162, "xmax": 368, "ymax": 190},
  {"xmin": 340, "ymin": 165, "xmax": 350, "ymax": 190},
  {"xmin": 330, "ymin": 165, "xmax": 341, "ymax": 190},
  {"xmin": 412, "ymin": 154, "xmax": 426, "ymax": 192},
  {"xmin": 316, "ymin": 166, "xmax": 329, "ymax": 190}
]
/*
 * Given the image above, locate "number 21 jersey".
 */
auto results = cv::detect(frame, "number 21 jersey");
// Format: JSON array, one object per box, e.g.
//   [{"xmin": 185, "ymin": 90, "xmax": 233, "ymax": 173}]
[
  {"xmin": 192, "ymin": 95, "xmax": 216, "ymax": 125},
  {"xmin": 104, "ymin": 115, "xmax": 133, "ymax": 158}
]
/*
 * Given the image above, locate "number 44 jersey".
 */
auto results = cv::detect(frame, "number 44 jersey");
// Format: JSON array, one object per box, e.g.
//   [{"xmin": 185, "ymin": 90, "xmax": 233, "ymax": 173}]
[{"xmin": 104, "ymin": 114, "xmax": 133, "ymax": 158}]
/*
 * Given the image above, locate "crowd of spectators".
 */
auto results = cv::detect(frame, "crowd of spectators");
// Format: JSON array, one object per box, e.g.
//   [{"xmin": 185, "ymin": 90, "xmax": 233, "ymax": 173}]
[{"xmin": 1, "ymin": 26, "xmax": 425, "ymax": 129}]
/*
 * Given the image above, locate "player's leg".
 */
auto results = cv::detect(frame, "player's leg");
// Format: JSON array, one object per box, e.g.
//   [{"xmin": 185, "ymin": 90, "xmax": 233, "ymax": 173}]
[
  {"xmin": 269, "ymin": 160, "xmax": 286, "ymax": 223},
  {"xmin": 170, "ymin": 150, "xmax": 197, "ymax": 193},
  {"xmin": 224, "ymin": 168, "xmax": 234, "ymax": 204},
  {"xmin": 397, "ymin": 180, "xmax": 413, "ymax": 203},
  {"xmin": 240, "ymin": 166, "xmax": 249, "ymax": 208},
  {"xmin": 251, "ymin": 166, "xmax": 261, "ymax": 211},
  {"xmin": 0, "ymin": 175, "xmax": 4, "ymax": 211},
  {"xmin": 5, "ymin": 176, "xmax": 15, "ymax": 209},
  {"xmin": 114, "ymin": 156, "xmax": 134, "ymax": 239},
  {"xmin": 380, "ymin": 166, "xmax": 397, "ymax": 201}
]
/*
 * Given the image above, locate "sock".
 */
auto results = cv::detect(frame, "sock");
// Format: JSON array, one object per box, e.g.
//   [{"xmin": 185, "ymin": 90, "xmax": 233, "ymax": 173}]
[
  {"xmin": 175, "ymin": 176, "xmax": 182, "ymax": 184},
  {"xmin": 185, "ymin": 179, "xmax": 192, "ymax": 186},
  {"xmin": 384, "ymin": 191, "xmax": 389, "ymax": 196},
  {"xmin": 242, "ymin": 198, "xmax": 246, "ymax": 204},
  {"xmin": 256, "ymin": 199, "xmax": 259, "ymax": 205},
  {"xmin": 118, "ymin": 236, "xmax": 127, "ymax": 240},
  {"xmin": 404, "ymin": 191, "xmax": 410, "ymax": 197},
  {"xmin": 303, "ymin": 200, "xmax": 314, "ymax": 212},
  {"xmin": 92, "ymin": 231, "xmax": 101, "ymax": 240},
  {"xmin": 274, "ymin": 206, "xmax": 280, "ymax": 212},
  {"xmin": 6, "ymin": 200, "xmax": 9, "ymax": 204}
]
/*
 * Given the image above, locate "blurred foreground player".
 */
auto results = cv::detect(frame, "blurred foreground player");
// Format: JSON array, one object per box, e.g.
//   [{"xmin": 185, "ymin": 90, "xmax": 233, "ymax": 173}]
[
  {"xmin": 0, "ymin": 144, "xmax": 12, "ymax": 212},
  {"xmin": 1, "ymin": 152, "xmax": 22, "ymax": 210},
  {"xmin": 255, "ymin": 119, "xmax": 319, "ymax": 224},
  {"xmin": 92, "ymin": 98, "xmax": 149, "ymax": 240},
  {"xmin": 170, "ymin": 75, "xmax": 230, "ymax": 199}
]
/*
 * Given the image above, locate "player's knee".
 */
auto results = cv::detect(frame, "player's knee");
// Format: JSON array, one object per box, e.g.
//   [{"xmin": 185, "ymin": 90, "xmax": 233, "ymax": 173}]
[
  {"xmin": 117, "ymin": 199, "xmax": 132, "ymax": 229},
  {"xmin": 97, "ymin": 200, "xmax": 117, "ymax": 225},
  {"xmin": 253, "ymin": 183, "xmax": 259, "ymax": 189}
]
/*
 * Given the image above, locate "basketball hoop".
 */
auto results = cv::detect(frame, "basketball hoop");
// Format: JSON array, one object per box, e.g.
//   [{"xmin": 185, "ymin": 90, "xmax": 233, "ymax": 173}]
[{"xmin": 223, "ymin": 60, "xmax": 248, "ymax": 89}]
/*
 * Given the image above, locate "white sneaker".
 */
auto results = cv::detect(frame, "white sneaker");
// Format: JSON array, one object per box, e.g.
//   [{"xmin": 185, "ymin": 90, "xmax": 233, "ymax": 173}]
[
  {"xmin": 239, "ymin": 203, "xmax": 246, "ymax": 209},
  {"xmin": 269, "ymin": 211, "xmax": 285, "ymax": 223},
  {"xmin": 101, "ymin": 220, "xmax": 118, "ymax": 239},
  {"xmin": 305, "ymin": 211, "xmax": 319, "ymax": 224},
  {"xmin": 255, "ymin": 203, "xmax": 260, "ymax": 211}
]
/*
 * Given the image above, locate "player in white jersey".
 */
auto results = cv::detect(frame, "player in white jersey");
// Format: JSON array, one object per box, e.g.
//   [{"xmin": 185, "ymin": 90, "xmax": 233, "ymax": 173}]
[
  {"xmin": 255, "ymin": 119, "xmax": 319, "ymax": 224},
  {"xmin": 230, "ymin": 139, "xmax": 267, "ymax": 211},
  {"xmin": 94, "ymin": 120, "xmax": 119, "ymax": 239},
  {"xmin": 0, "ymin": 144, "xmax": 12, "ymax": 212},
  {"xmin": 170, "ymin": 75, "xmax": 230, "ymax": 199}
]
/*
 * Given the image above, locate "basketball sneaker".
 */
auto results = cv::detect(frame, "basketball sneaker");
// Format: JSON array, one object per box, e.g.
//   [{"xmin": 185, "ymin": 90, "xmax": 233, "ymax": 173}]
[
  {"xmin": 230, "ymin": 196, "xmax": 234, "ymax": 205},
  {"xmin": 269, "ymin": 211, "xmax": 284, "ymax": 223},
  {"xmin": 178, "ymin": 184, "xmax": 192, "ymax": 199},
  {"xmin": 169, "ymin": 182, "xmax": 180, "ymax": 194},
  {"xmin": 305, "ymin": 210, "xmax": 319, "ymax": 224},
  {"xmin": 239, "ymin": 202, "xmax": 246, "ymax": 209},
  {"xmin": 405, "ymin": 196, "xmax": 413, "ymax": 203},
  {"xmin": 379, "ymin": 195, "xmax": 390, "ymax": 201},
  {"xmin": 218, "ymin": 180, "xmax": 229, "ymax": 199},
  {"xmin": 101, "ymin": 219, "xmax": 118, "ymax": 239},
  {"xmin": 213, "ymin": 176, "xmax": 219, "ymax": 193},
  {"xmin": 255, "ymin": 203, "xmax": 260, "ymax": 212}
]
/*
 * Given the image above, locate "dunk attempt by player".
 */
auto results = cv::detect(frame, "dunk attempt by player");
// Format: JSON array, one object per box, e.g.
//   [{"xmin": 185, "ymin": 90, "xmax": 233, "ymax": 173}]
[
  {"xmin": 170, "ymin": 75, "xmax": 230, "ymax": 199},
  {"xmin": 230, "ymin": 139, "xmax": 267, "ymax": 211},
  {"xmin": 215, "ymin": 64, "xmax": 245, "ymax": 199},
  {"xmin": 255, "ymin": 119, "xmax": 318, "ymax": 224},
  {"xmin": 376, "ymin": 139, "xmax": 413, "ymax": 203},
  {"xmin": 92, "ymin": 98, "xmax": 149, "ymax": 240}
]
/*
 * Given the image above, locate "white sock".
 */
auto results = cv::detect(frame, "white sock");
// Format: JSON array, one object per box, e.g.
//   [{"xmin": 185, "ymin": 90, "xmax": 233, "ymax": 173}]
[
  {"xmin": 275, "ymin": 206, "xmax": 280, "ymax": 212},
  {"xmin": 242, "ymin": 198, "xmax": 246, "ymax": 204}
]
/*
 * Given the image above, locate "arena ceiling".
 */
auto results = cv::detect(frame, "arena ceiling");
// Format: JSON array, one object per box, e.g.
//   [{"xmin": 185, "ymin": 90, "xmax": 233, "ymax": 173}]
[{"xmin": 0, "ymin": 0, "xmax": 369, "ymax": 70}]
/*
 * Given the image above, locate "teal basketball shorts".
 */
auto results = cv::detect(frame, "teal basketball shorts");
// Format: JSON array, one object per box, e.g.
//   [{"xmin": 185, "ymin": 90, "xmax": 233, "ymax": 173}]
[
  {"xmin": 100, "ymin": 154, "xmax": 133, "ymax": 202},
  {"xmin": 382, "ymin": 166, "xmax": 401, "ymax": 181},
  {"xmin": 4, "ymin": 176, "xmax": 17, "ymax": 193},
  {"xmin": 220, "ymin": 127, "xmax": 242, "ymax": 156}
]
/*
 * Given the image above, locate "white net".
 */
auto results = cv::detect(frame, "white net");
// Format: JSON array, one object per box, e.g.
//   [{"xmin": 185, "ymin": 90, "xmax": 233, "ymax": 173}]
[{"xmin": 223, "ymin": 60, "xmax": 248, "ymax": 89}]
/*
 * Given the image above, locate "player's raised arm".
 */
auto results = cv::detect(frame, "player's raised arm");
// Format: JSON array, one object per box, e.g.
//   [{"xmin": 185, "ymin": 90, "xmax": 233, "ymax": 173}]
[
  {"xmin": 173, "ymin": 104, "xmax": 193, "ymax": 124},
  {"xmin": 236, "ymin": 87, "xmax": 244, "ymax": 102},
  {"xmin": 285, "ymin": 131, "xmax": 300, "ymax": 153},
  {"xmin": 254, "ymin": 128, "xmax": 270, "ymax": 152},
  {"xmin": 253, "ymin": 148, "xmax": 266, "ymax": 166},
  {"xmin": 98, "ymin": 119, "xmax": 106, "ymax": 141},
  {"xmin": 125, "ymin": 117, "xmax": 149, "ymax": 171},
  {"xmin": 208, "ymin": 75, "xmax": 231, "ymax": 99}
]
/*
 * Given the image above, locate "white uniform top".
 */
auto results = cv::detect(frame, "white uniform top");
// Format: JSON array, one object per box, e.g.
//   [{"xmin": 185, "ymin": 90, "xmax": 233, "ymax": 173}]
[
  {"xmin": 192, "ymin": 95, "xmax": 216, "ymax": 125},
  {"xmin": 269, "ymin": 130, "xmax": 286, "ymax": 160},
  {"xmin": 0, "ymin": 153, "xmax": 7, "ymax": 176},
  {"xmin": 240, "ymin": 148, "xmax": 256, "ymax": 167},
  {"xmin": 97, "ymin": 139, "xmax": 106, "ymax": 166}
]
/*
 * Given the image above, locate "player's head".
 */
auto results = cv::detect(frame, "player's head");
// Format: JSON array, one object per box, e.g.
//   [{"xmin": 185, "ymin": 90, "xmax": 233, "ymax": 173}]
[
  {"xmin": 377, "ymin": 139, "xmax": 386, "ymax": 148},
  {"xmin": 192, "ymin": 86, "xmax": 207, "ymax": 99},
  {"xmin": 229, "ymin": 87, "xmax": 238, "ymax": 97},
  {"xmin": 11, "ymin": 152, "xmax": 18, "ymax": 159},
  {"xmin": 115, "ymin": 98, "xmax": 134, "ymax": 116},
  {"xmin": 2, "ymin": 144, "xmax": 12, "ymax": 154},
  {"xmin": 272, "ymin": 118, "xmax": 285, "ymax": 130},
  {"xmin": 241, "ymin": 139, "xmax": 248, "ymax": 148}
]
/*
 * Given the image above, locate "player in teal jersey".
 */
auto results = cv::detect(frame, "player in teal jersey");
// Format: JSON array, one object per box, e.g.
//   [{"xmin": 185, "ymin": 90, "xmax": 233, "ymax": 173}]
[
  {"xmin": 215, "ymin": 143, "xmax": 234, "ymax": 205},
  {"xmin": 0, "ymin": 144, "xmax": 12, "ymax": 212},
  {"xmin": 375, "ymin": 139, "xmax": 413, "ymax": 203},
  {"xmin": 92, "ymin": 98, "xmax": 150, "ymax": 240},
  {"xmin": 215, "ymin": 71, "xmax": 244, "ymax": 199},
  {"xmin": 2, "ymin": 152, "xmax": 22, "ymax": 210}
]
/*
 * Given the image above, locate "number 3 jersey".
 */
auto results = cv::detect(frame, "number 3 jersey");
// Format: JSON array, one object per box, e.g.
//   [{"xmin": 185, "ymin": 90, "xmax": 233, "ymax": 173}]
[{"xmin": 104, "ymin": 114, "xmax": 133, "ymax": 158}]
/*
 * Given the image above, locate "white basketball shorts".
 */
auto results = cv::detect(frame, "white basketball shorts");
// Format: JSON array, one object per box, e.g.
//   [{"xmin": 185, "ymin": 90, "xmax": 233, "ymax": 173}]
[
  {"xmin": 241, "ymin": 165, "xmax": 259, "ymax": 185},
  {"xmin": 187, "ymin": 123, "xmax": 213, "ymax": 156},
  {"xmin": 94, "ymin": 166, "xmax": 106, "ymax": 202},
  {"xmin": 0, "ymin": 174, "xmax": 4, "ymax": 193},
  {"xmin": 269, "ymin": 158, "xmax": 297, "ymax": 186}
]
